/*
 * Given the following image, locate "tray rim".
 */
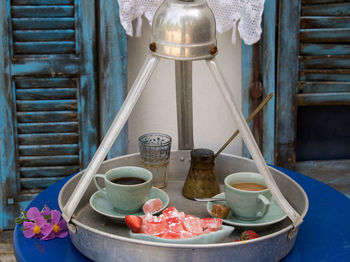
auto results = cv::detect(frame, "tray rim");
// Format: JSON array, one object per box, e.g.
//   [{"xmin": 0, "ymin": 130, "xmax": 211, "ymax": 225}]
[{"xmin": 60, "ymin": 151, "xmax": 309, "ymax": 249}]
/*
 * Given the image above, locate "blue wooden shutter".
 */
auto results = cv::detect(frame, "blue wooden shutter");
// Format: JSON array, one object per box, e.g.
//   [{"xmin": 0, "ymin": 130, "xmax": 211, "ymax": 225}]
[
  {"xmin": 0, "ymin": 0, "xmax": 98, "ymax": 229},
  {"xmin": 277, "ymin": 0, "xmax": 350, "ymax": 168},
  {"xmin": 298, "ymin": 0, "xmax": 350, "ymax": 105}
]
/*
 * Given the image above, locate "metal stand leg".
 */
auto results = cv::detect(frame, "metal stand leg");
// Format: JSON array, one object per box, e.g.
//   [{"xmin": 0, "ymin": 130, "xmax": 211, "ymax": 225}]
[
  {"xmin": 63, "ymin": 55, "xmax": 160, "ymax": 222},
  {"xmin": 175, "ymin": 61, "xmax": 194, "ymax": 150},
  {"xmin": 206, "ymin": 58, "xmax": 302, "ymax": 228}
]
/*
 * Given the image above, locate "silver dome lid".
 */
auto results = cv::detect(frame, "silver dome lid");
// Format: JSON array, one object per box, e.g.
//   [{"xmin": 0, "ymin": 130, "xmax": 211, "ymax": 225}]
[{"xmin": 150, "ymin": 0, "xmax": 217, "ymax": 61}]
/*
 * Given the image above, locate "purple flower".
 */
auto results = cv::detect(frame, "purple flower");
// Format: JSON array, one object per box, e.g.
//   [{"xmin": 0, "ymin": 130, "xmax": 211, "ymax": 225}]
[
  {"xmin": 41, "ymin": 210, "xmax": 68, "ymax": 240},
  {"xmin": 22, "ymin": 207, "xmax": 53, "ymax": 239},
  {"xmin": 41, "ymin": 206, "xmax": 50, "ymax": 217}
]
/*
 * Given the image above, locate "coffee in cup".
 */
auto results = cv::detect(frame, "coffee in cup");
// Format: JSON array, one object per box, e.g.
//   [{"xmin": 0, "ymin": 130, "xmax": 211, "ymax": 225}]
[
  {"xmin": 224, "ymin": 172, "xmax": 271, "ymax": 220},
  {"xmin": 94, "ymin": 166, "xmax": 153, "ymax": 214},
  {"xmin": 230, "ymin": 182, "xmax": 267, "ymax": 191}
]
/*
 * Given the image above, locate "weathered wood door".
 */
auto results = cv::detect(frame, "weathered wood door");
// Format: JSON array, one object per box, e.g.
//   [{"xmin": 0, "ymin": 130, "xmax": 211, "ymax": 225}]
[
  {"xmin": 276, "ymin": 0, "xmax": 350, "ymax": 196},
  {"xmin": 0, "ymin": 0, "xmax": 98, "ymax": 229}
]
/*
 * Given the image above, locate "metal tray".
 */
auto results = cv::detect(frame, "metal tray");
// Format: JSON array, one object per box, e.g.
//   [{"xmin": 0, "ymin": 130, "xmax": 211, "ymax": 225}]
[{"xmin": 58, "ymin": 150, "xmax": 308, "ymax": 262}]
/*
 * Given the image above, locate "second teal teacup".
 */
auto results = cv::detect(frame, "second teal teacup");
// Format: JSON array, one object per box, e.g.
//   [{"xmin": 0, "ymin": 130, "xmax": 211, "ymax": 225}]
[
  {"xmin": 94, "ymin": 166, "xmax": 153, "ymax": 214},
  {"xmin": 224, "ymin": 172, "xmax": 272, "ymax": 220}
]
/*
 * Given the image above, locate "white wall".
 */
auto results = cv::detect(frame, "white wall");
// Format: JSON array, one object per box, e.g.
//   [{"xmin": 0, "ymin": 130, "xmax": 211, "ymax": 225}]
[{"xmin": 127, "ymin": 18, "xmax": 242, "ymax": 156}]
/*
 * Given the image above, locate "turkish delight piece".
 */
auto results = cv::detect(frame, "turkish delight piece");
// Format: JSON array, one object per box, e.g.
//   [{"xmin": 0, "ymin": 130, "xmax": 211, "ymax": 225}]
[
  {"xmin": 143, "ymin": 198, "xmax": 163, "ymax": 214},
  {"xmin": 141, "ymin": 220, "xmax": 168, "ymax": 236},
  {"xmin": 183, "ymin": 216, "xmax": 203, "ymax": 234},
  {"xmin": 203, "ymin": 227, "xmax": 218, "ymax": 234},
  {"xmin": 162, "ymin": 206, "xmax": 179, "ymax": 219},
  {"xmin": 166, "ymin": 216, "xmax": 184, "ymax": 232},
  {"xmin": 180, "ymin": 230, "xmax": 196, "ymax": 239},
  {"xmin": 161, "ymin": 230, "xmax": 182, "ymax": 239},
  {"xmin": 200, "ymin": 218, "xmax": 222, "ymax": 230}
]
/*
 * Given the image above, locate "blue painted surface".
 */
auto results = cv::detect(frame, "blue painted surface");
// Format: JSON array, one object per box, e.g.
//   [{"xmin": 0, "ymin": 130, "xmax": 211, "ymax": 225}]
[
  {"xmin": 98, "ymin": 0, "xmax": 128, "ymax": 159},
  {"xmin": 297, "ymin": 92, "xmax": 350, "ymax": 106},
  {"xmin": 300, "ymin": 43, "xmax": 350, "ymax": 56},
  {"xmin": 13, "ymin": 175, "xmax": 91, "ymax": 262},
  {"xmin": 260, "ymin": 0, "xmax": 276, "ymax": 165},
  {"xmin": 0, "ymin": 0, "xmax": 18, "ymax": 230},
  {"xmin": 276, "ymin": 0, "xmax": 300, "ymax": 168},
  {"xmin": 241, "ymin": 43, "xmax": 253, "ymax": 159},
  {"xmin": 242, "ymin": 0, "xmax": 276, "ymax": 164},
  {"xmin": 0, "ymin": 0, "xmax": 100, "ymax": 229},
  {"xmin": 13, "ymin": 167, "xmax": 350, "ymax": 261}
]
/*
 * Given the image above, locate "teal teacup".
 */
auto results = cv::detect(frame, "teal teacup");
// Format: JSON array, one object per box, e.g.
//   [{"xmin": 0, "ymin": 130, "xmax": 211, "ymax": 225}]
[
  {"xmin": 224, "ymin": 172, "xmax": 272, "ymax": 220},
  {"xmin": 94, "ymin": 166, "xmax": 153, "ymax": 214}
]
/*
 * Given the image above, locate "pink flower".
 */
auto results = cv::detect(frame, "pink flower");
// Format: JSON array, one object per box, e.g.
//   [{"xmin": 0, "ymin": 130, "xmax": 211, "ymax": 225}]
[
  {"xmin": 41, "ymin": 210, "xmax": 68, "ymax": 240},
  {"xmin": 22, "ymin": 207, "xmax": 53, "ymax": 239}
]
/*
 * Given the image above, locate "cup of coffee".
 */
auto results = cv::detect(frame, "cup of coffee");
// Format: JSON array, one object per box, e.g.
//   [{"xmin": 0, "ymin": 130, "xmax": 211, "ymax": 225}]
[
  {"xmin": 94, "ymin": 166, "xmax": 153, "ymax": 214},
  {"xmin": 224, "ymin": 172, "xmax": 271, "ymax": 220}
]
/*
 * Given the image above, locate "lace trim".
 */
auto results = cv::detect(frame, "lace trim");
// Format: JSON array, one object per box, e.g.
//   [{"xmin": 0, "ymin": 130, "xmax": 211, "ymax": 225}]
[{"xmin": 117, "ymin": 0, "xmax": 265, "ymax": 45}]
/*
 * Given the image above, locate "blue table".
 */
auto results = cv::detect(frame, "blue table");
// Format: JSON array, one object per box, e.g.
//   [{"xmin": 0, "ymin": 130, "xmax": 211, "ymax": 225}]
[{"xmin": 14, "ymin": 167, "xmax": 350, "ymax": 261}]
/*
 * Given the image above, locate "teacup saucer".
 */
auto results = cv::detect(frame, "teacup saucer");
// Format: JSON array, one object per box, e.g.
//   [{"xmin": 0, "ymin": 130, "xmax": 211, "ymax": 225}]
[
  {"xmin": 90, "ymin": 187, "xmax": 169, "ymax": 222},
  {"xmin": 207, "ymin": 193, "xmax": 287, "ymax": 229}
]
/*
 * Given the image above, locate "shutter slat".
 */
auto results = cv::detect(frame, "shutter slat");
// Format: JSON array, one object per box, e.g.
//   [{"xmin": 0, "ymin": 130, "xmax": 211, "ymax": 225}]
[
  {"xmin": 12, "ymin": 59, "xmax": 80, "ymax": 75},
  {"xmin": 299, "ymin": 82, "xmax": 350, "ymax": 93},
  {"xmin": 21, "ymin": 177, "xmax": 65, "ymax": 189},
  {"xmin": 299, "ymin": 55, "xmax": 350, "ymax": 69},
  {"xmin": 19, "ymin": 155, "xmax": 79, "ymax": 166},
  {"xmin": 13, "ymin": 30, "xmax": 75, "ymax": 42},
  {"xmin": 18, "ymin": 133, "xmax": 79, "ymax": 145},
  {"xmin": 297, "ymin": 92, "xmax": 350, "ymax": 106},
  {"xmin": 19, "ymin": 144, "xmax": 79, "ymax": 156},
  {"xmin": 14, "ymin": 41, "xmax": 75, "ymax": 54},
  {"xmin": 302, "ymin": 3, "xmax": 350, "ymax": 16},
  {"xmin": 300, "ymin": 43, "xmax": 350, "ymax": 56},
  {"xmin": 13, "ymin": 0, "xmax": 74, "ymax": 5},
  {"xmin": 17, "ymin": 99, "xmax": 77, "ymax": 111},
  {"xmin": 20, "ymin": 166, "xmax": 79, "ymax": 178},
  {"xmin": 17, "ymin": 122, "xmax": 78, "ymax": 134},
  {"xmin": 301, "ymin": 17, "xmax": 350, "ymax": 29},
  {"xmin": 12, "ymin": 18, "xmax": 75, "ymax": 30},
  {"xmin": 15, "ymin": 77, "xmax": 76, "ymax": 88},
  {"xmin": 17, "ymin": 111, "xmax": 78, "ymax": 123},
  {"xmin": 11, "ymin": 6, "xmax": 74, "ymax": 18},
  {"xmin": 299, "ymin": 69, "xmax": 350, "ymax": 81},
  {"xmin": 300, "ymin": 29, "xmax": 350, "ymax": 43},
  {"xmin": 16, "ymin": 88, "xmax": 76, "ymax": 100}
]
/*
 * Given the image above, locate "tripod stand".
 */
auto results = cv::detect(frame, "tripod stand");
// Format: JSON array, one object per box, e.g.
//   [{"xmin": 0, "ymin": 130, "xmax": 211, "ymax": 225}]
[{"xmin": 62, "ymin": 0, "xmax": 302, "ymax": 229}]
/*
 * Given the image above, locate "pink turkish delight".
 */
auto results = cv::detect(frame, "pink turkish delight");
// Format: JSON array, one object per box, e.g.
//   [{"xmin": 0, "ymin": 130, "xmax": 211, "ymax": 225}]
[
  {"xmin": 130, "ymin": 206, "xmax": 223, "ymax": 240},
  {"xmin": 142, "ymin": 198, "xmax": 163, "ymax": 214},
  {"xmin": 200, "ymin": 217, "xmax": 222, "ymax": 230}
]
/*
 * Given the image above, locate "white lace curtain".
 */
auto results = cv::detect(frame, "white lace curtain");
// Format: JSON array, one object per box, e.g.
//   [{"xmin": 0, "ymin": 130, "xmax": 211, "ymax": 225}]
[{"xmin": 117, "ymin": 0, "xmax": 265, "ymax": 45}]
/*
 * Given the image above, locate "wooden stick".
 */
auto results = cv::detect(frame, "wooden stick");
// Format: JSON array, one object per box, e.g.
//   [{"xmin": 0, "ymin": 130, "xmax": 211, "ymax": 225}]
[{"xmin": 214, "ymin": 92, "xmax": 274, "ymax": 158}]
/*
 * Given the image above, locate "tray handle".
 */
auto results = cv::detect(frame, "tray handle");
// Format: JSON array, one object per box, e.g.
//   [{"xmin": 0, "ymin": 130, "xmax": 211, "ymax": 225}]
[
  {"xmin": 62, "ymin": 55, "xmax": 160, "ymax": 222},
  {"xmin": 206, "ymin": 58, "xmax": 303, "ymax": 228}
]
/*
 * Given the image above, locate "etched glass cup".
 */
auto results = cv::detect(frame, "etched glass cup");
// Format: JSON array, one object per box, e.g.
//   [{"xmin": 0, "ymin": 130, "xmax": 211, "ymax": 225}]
[{"xmin": 138, "ymin": 133, "xmax": 172, "ymax": 188}]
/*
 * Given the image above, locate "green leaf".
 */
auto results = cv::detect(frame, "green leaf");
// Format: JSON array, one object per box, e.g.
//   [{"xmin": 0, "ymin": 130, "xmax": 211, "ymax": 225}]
[
  {"xmin": 41, "ymin": 205, "xmax": 47, "ymax": 212},
  {"xmin": 15, "ymin": 217, "xmax": 23, "ymax": 224}
]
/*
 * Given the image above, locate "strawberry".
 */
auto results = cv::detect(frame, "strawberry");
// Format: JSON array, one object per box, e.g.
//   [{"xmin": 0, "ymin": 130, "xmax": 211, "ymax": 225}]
[
  {"xmin": 240, "ymin": 230, "xmax": 260, "ymax": 241},
  {"xmin": 125, "ymin": 215, "xmax": 143, "ymax": 233}
]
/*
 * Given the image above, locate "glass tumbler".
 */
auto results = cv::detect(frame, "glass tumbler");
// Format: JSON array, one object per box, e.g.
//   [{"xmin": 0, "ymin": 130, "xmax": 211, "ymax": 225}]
[{"xmin": 138, "ymin": 133, "xmax": 172, "ymax": 188}]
